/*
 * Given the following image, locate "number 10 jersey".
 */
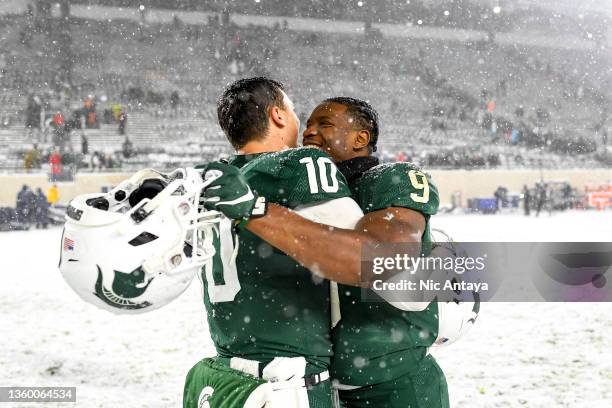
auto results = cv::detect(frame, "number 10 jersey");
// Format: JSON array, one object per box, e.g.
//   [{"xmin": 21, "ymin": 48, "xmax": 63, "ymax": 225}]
[{"xmin": 199, "ymin": 147, "xmax": 353, "ymax": 371}]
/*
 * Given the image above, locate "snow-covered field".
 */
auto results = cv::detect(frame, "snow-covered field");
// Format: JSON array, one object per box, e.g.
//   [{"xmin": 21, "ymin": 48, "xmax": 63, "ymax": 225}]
[
  {"xmin": 430, "ymin": 212, "xmax": 612, "ymax": 408},
  {"xmin": 1, "ymin": 211, "xmax": 611, "ymax": 407}
]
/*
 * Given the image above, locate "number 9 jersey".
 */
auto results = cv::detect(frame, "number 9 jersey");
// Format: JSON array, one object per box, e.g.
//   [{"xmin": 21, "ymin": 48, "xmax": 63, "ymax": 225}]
[
  {"xmin": 355, "ymin": 163, "xmax": 439, "ymax": 228},
  {"xmin": 332, "ymin": 161, "xmax": 441, "ymax": 386}
]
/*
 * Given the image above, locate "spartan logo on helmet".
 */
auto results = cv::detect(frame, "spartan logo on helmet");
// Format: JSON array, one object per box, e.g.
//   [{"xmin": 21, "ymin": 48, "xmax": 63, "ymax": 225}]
[
  {"xmin": 197, "ymin": 386, "xmax": 214, "ymax": 408},
  {"xmin": 93, "ymin": 265, "xmax": 154, "ymax": 310}
]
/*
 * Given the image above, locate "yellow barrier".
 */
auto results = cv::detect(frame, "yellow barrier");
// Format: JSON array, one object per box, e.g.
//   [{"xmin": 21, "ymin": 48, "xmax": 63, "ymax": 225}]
[{"xmin": 1, "ymin": 169, "xmax": 611, "ymax": 207}]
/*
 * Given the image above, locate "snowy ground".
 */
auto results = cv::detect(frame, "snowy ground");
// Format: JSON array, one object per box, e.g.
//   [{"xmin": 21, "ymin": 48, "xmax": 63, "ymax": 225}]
[
  {"xmin": 430, "ymin": 212, "xmax": 612, "ymax": 408},
  {"xmin": 1, "ymin": 211, "xmax": 611, "ymax": 407}
]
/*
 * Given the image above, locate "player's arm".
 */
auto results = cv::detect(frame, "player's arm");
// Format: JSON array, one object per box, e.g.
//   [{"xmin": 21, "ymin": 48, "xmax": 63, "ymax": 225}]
[
  {"xmin": 245, "ymin": 204, "xmax": 425, "ymax": 286},
  {"xmin": 201, "ymin": 159, "xmax": 426, "ymax": 287},
  {"xmin": 200, "ymin": 161, "xmax": 374, "ymax": 286}
]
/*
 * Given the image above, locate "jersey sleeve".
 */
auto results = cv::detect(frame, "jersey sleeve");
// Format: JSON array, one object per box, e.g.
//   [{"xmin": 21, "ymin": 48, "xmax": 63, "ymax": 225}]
[
  {"xmin": 357, "ymin": 163, "xmax": 439, "ymax": 217},
  {"xmin": 294, "ymin": 197, "xmax": 364, "ymax": 229},
  {"xmin": 241, "ymin": 147, "xmax": 353, "ymax": 209}
]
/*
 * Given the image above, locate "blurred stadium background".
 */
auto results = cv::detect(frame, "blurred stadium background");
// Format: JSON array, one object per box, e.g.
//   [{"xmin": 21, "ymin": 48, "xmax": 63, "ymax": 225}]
[{"xmin": 1, "ymin": 0, "xmax": 611, "ymax": 225}]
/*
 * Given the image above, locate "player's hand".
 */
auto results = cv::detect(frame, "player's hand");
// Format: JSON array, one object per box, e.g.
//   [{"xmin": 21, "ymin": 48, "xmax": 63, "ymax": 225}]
[{"xmin": 201, "ymin": 161, "xmax": 266, "ymax": 222}]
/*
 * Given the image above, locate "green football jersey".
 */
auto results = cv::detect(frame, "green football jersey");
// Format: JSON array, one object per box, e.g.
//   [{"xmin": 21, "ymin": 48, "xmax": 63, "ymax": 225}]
[
  {"xmin": 332, "ymin": 161, "xmax": 441, "ymax": 386},
  {"xmin": 200, "ymin": 147, "xmax": 352, "ymax": 371}
]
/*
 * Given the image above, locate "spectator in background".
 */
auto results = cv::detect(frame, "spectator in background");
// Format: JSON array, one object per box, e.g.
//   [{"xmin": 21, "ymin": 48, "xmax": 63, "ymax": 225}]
[
  {"xmin": 49, "ymin": 149, "xmax": 62, "ymax": 181},
  {"xmin": 91, "ymin": 151, "xmax": 102, "ymax": 171},
  {"xmin": 52, "ymin": 112, "xmax": 69, "ymax": 149},
  {"xmin": 105, "ymin": 152, "xmax": 120, "ymax": 169},
  {"xmin": 81, "ymin": 134, "xmax": 88, "ymax": 155},
  {"xmin": 122, "ymin": 136, "xmax": 134, "ymax": 158},
  {"xmin": 511, "ymin": 128, "xmax": 520, "ymax": 145},
  {"xmin": 25, "ymin": 94, "xmax": 42, "ymax": 131},
  {"xmin": 103, "ymin": 108, "xmax": 114, "ymax": 124},
  {"xmin": 562, "ymin": 183, "xmax": 572, "ymax": 210},
  {"xmin": 111, "ymin": 103, "xmax": 122, "ymax": 121},
  {"xmin": 47, "ymin": 184, "xmax": 59, "ymax": 206},
  {"xmin": 118, "ymin": 111, "xmax": 127, "ymax": 135},
  {"xmin": 170, "ymin": 91, "xmax": 180, "ymax": 117},
  {"xmin": 70, "ymin": 109, "xmax": 83, "ymax": 130},
  {"xmin": 53, "ymin": 111, "xmax": 65, "ymax": 127},
  {"xmin": 24, "ymin": 144, "xmax": 41, "ymax": 171},
  {"xmin": 487, "ymin": 153, "xmax": 500, "ymax": 167},
  {"xmin": 481, "ymin": 112, "xmax": 493, "ymax": 130},
  {"xmin": 522, "ymin": 185, "xmax": 530, "ymax": 216},
  {"xmin": 494, "ymin": 186, "xmax": 503, "ymax": 212},
  {"xmin": 35, "ymin": 188, "xmax": 49, "ymax": 229},
  {"xmin": 87, "ymin": 111, "xmax": 98, "ymax": 128},
  {"xmin": 83, "ymin": 97, "xmax": 98, "ymax": 128},
  {"xmin": 515, "ymin": 106, "xmax": 524, "ymax": 118},
  {"xmin": 16, "ymin": 185, "xmax": 29, "ymax": 224},
  {"xmin": 16, "ymin": 185, "xmax": 36, "ymax": 225},
  {"xmin": 535, "ymin": 183, "xmax": 546, "ymax": 217}
]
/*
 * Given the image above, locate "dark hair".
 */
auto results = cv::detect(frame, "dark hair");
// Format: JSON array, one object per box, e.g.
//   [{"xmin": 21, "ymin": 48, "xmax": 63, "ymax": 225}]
[
  {"xmin": 323, "ymin": 96, "xmax": 379, "ymax": 152},
  {"xmin": 217, "ymin": 77, "xmax": 286, "ymax": 149}
]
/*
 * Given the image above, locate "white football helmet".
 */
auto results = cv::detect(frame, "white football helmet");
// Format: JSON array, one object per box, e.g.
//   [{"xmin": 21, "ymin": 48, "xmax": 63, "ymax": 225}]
[
  {"xmin": 430, "ymin": 229, "xmax": 480, "ymax": 346},
  {"xmin": 59, "ymin": 168, "xmax": 222, "ymax": 314}
]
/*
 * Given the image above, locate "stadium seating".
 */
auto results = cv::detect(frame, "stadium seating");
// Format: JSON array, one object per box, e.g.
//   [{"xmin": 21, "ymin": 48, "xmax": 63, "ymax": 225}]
[{"xmin": 0, "ymin": 7, "xmax": 608, "ymax": 171}]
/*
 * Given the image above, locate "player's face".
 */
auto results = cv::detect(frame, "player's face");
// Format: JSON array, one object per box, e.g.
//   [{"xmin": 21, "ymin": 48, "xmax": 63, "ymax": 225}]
[
  {"xmin": 280, "ymin": 91, "xmax": 300, "ymax": 148},
  {"xmin": 302, "ymin": 102, "xmax": 358, "ymax": 162}
]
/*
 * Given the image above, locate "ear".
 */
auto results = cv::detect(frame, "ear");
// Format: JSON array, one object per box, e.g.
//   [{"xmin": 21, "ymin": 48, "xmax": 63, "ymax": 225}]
[
  {"xmin": 353, "ymin": 130, "xmax": 370, "ymax": 150},
  {"xmin": 270, "ymin": 105, "xmax": 286, "ymax": 128}
]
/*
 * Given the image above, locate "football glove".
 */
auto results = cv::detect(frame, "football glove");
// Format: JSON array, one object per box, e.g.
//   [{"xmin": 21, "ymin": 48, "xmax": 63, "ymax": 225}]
[{"xmin": 201, "ymin": 161, "xmax": 267, "ymax": 223}]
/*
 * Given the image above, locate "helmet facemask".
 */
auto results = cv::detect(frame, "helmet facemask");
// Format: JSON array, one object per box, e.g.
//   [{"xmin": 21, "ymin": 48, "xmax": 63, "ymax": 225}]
[{"xmin": 59, "ymin": 168, "xmax": 222, "ymax": 314}]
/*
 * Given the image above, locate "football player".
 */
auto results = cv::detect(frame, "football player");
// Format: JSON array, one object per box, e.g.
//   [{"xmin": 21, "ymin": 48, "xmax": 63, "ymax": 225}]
[
  {"xmin": 203, "ymin": 97, "xmax": 450, "ymax": 407},
  {"xmin": 183, "ymin": 79, "xmax": 365, "ymax": 408}
]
